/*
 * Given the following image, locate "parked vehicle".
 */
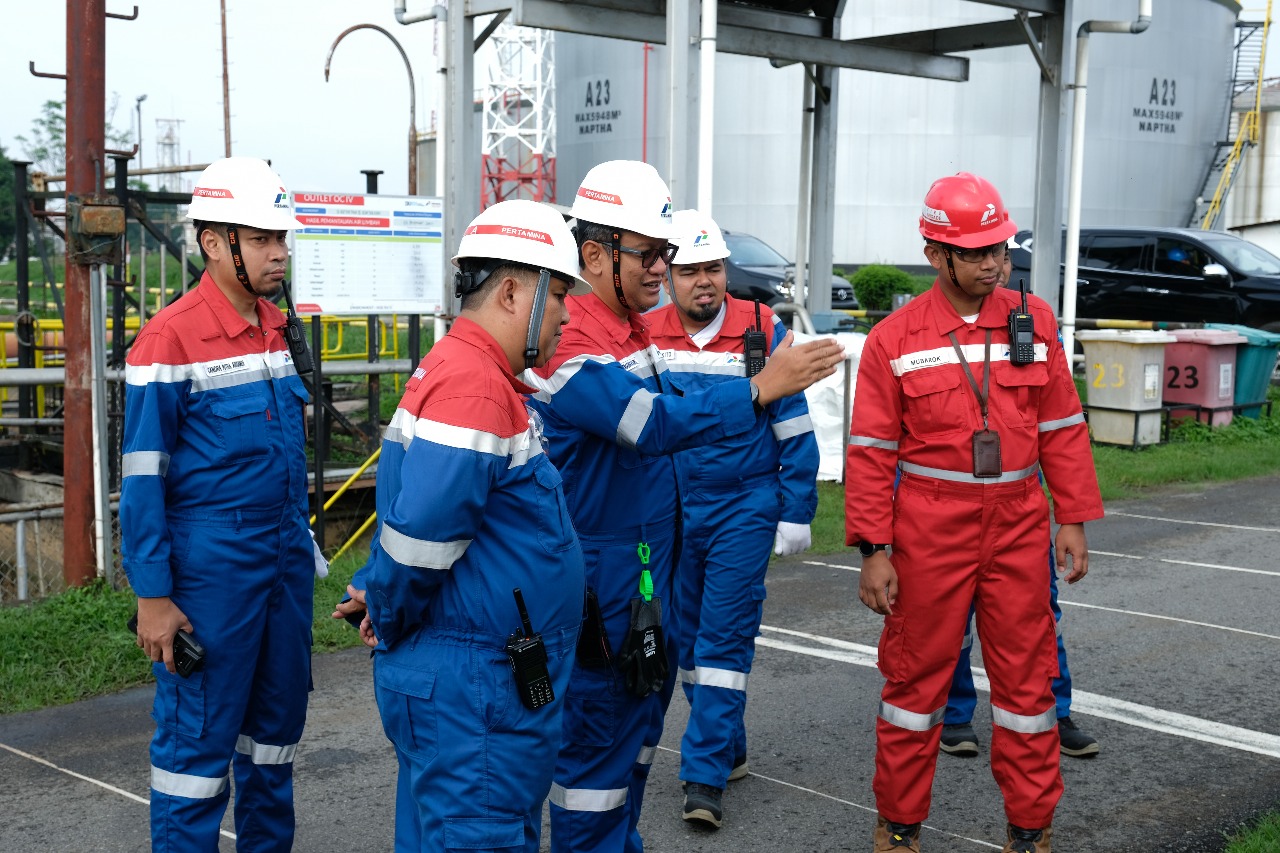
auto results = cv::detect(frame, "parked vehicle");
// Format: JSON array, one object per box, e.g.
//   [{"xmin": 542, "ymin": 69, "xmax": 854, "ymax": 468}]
[
  {"xmin": 1009, "ymin": 227, "xmax": 1280, "ymax": 331},
  {"xmin": 720, "ymin": 229, "xmax": 858, "ymax": 310}
]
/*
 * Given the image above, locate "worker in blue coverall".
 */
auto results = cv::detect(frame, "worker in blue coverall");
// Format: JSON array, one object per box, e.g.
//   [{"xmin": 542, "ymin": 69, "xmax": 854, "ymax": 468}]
[
  {"xmin": 334, "ymin": 200, "xmax": 590, "ymax": 852},
  {"xmin": 121, "ymin": 157, "xmax": 316, "ymax": 852},
  {"xmin": 522, "ymin": 160, "xmax": 845, "ymax": 853},
  {"xmin": 940, "ymin": 240, "xmax": 1099, "ymax": 761},
  {"xmin": 647, "ymin": 209, "xmax": 822, "ymax": 830}
]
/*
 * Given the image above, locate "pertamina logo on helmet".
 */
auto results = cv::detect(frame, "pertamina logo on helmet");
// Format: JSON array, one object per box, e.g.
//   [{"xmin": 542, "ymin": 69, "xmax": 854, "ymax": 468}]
[
  {"xmin": 979, "ymin": 203, "xmax": 998, "ymax": 227},
  {"xmin": 193, "ymin": 187, "xmax": 234, "ymax": 198},
  {"xmin": 465, "ymin": 224, "xmax": 553, "ymax": 244},
  {"xmin": 273, "ymin": 187, "xmax": 289, "ymax": 208}
]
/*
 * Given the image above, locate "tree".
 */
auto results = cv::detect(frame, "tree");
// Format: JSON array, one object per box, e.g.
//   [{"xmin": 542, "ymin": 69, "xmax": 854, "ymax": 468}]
[
  {"xmin": 16, "ymin": 96, "xmax": 136, "ymax": 178},
  {"xmin": 0, "ymin": 145, "xmax": 15, "ymax": 260}
]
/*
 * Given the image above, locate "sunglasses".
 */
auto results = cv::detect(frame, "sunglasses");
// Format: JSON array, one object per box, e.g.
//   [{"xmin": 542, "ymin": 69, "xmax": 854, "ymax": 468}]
[
  {"xmin": 614, "ymin": 240, "xmax": 679, "ymax": 269},
  {"xmin": 939, "ymin": 242, "xmax": 1008, "ymax": 264}
]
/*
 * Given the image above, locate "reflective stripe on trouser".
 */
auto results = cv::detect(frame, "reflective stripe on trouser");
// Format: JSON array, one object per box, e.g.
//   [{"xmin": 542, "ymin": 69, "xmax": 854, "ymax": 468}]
[
  {"xmin": 945, "ymin": 543, "xmax": 1073, "ymax": 724},
  {"xmin": 551, "ymin": 526, "xmax": 678, "ymax": 853},
  {"xmin": 374, "ymin": 627, "xmax": 577, "ymax": 853},
  {"xmin": 675, "ymin": 477, "xmax": 779, "ymax": 787},
  {"xmin": 873, "ymin": 473, "xmax": 1061, "ymax": 829},
  {"xmin": 149, "ymin": 509, "xmax": 313, "ymax": 853}
]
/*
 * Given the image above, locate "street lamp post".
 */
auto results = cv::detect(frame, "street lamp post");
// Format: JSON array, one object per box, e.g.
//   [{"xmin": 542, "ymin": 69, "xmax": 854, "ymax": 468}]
[{"xmin": 135, "ymin": 94, "xmax": 147, "ymax": 169}]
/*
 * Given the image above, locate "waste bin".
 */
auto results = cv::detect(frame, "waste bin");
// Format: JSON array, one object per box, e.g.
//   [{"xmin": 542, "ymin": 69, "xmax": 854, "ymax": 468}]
[
  {"xmin": 1205, "ymin": 323, "xmax": 1280, "ymax": 418},
  {"xmin": 1162, "ymin": 328, "xmax": 1248, "ymax": 427},
  {"xmin": 1075, "ymin": 330, "xmax": 1176, "ymax": 446}
]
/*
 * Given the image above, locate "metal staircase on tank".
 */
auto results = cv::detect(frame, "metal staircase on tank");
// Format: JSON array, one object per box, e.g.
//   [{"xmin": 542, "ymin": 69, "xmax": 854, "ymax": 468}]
[{"xmin": 1190, "ymin": 3, "xmax": 1272, "ymax": 230}]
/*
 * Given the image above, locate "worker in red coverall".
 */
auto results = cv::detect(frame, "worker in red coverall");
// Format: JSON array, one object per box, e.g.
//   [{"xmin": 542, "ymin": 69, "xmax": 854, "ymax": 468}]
[{"xmin": 844, "ymin": 172, "xmax": 1103, "ymax": 853}]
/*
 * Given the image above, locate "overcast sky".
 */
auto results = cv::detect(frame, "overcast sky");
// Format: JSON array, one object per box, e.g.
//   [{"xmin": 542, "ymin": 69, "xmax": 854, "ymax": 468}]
[{"xmin": 1, "ymin": 0, "xmax": 443, "ymax": 195}]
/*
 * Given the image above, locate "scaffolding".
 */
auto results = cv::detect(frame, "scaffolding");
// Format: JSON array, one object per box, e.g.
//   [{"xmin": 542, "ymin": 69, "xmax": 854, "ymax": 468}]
[{"xmin": 480, "ymin": 20, "xmax": 555, "ymax": 208}]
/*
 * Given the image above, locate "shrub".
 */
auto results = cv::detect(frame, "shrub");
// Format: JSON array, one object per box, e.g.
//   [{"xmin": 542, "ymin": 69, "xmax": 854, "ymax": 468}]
[{"xmin": 850, "ymin": 264, "xmax": 917, "ymax": 312}]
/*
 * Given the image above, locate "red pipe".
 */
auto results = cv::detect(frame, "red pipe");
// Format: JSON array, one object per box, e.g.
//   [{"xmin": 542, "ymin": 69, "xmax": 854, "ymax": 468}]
[{"xmin": 63, "ymin": 0, "xmax": 106, "ymax": 586}]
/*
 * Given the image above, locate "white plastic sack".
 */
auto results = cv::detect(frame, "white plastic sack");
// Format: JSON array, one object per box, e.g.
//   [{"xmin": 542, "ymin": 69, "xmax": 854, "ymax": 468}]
[{"xmin": 791, "ymin": 331, "xmax": 867, "ymax": 481}]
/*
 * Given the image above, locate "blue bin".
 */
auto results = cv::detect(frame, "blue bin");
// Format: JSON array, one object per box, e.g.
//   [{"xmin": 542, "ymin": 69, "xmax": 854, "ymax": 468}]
[{"xmin": 1205, "ymin": 323, "xmax": 1280, "ymax": 419}]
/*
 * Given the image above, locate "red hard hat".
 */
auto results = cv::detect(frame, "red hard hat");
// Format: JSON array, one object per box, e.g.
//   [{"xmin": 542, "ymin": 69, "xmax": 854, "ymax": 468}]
[{"xmin": 918, "ymin": 172, "xmax": 1017, "ymax": 249}]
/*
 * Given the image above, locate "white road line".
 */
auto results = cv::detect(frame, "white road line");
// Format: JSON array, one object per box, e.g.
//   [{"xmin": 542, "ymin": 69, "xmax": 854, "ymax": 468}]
[
  {"xmin": 798, "ymin": 560, "xmax": 1280, "ymax": 638},
  {"xmin": 0, "ymin": 742, "xmax": 237, "ymax": 841},
  {"xmin": 1106, "ymin": 511, "xmax": 1280, "ymax": 533},
  {"xmin": 653, "ymin": 745, "xmax": 1001, "ymax": 849},
  {"xmin": 1090, "ymin": 549, "xmax": 1280, "ymax": 578},
  {"xmin": 757, "ymin": 627, "xmax": 1280, "ymax": 760}
]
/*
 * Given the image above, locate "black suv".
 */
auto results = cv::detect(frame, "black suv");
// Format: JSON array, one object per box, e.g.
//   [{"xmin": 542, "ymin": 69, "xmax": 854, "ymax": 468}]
[
  {"xmin": 721, "ymin": 230, "xmax": 858, "ymax": 310},
  {"xmin": 1010, "ymin": 226, "xmax": 1280, "ymax": 331}
]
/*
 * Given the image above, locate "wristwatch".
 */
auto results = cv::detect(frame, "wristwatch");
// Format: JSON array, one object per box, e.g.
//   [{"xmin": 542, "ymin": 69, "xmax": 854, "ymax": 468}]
[{"xmin": 857, "ymin": 541, "xmax": 889, "ymax": 557}]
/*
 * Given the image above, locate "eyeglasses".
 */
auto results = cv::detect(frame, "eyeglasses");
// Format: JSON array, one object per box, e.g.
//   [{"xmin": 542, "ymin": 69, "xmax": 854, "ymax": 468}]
[
  {"xmin": 614, "ymin": 240, "xmax": 679, "ymax": 269},
  {"xmin": 939, "ymin": 241, "xmax": 1008, "ymax": 264}
]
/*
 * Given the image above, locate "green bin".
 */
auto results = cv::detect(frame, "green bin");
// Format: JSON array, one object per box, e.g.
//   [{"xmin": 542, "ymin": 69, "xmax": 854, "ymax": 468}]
[{"xmin": 1204, "ymin": 323, "xmax": 1280, "ymax": 419}]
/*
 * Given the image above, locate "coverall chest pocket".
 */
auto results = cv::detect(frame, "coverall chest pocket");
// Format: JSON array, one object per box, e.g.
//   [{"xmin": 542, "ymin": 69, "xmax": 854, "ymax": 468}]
[
  {"xmin": 900, "ymin": 369, "xmax": 965, "ymax": 437},
  {"xmin": 532, "ymin": 461, "xmax": 577, "ymax": 553},
  {"xmin": 210, "ymin": 393, "xmax": 270, "ymax": 462},
  {"xmin": 993, "ymin": 363, "xmax": 1048, "ymax": 427}
]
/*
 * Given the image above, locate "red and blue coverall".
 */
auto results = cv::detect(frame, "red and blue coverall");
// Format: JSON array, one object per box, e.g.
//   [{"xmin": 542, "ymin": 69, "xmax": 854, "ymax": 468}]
[
  {"xmin": 524, "ymin": 292, "xmax": 758, "ymax": 852},
  {"xmin": 121, "ymin": 272, "xmax": 314, "ymax": 852},
  {"xmin": 845, "ymin": 279, "xmax": 1103, "ymax": 829},
  {"xmin": 352, "ymin": 317, "xmax": 586, "ymax": 853},
  {"xmin": 648, "ymin": 296, "xmax": 819, "ymax": 789}
]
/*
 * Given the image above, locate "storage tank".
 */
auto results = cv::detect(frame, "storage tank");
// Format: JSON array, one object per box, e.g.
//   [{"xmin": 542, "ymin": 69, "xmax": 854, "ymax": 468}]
[{"xmin": 554, "ymin": 0, "xmax": 1238, "ymax": 266}]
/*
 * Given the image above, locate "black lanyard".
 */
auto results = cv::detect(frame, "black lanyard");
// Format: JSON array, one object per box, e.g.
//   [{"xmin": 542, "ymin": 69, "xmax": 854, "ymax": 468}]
[{"xmin": 948, "ymin": 330, "xmax": 992, "ymax": 431}]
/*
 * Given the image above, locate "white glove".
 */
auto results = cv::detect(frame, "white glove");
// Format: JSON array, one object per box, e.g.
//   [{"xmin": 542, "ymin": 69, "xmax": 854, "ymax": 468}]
[
  {"xmin": 773, "ymin": 521, "xmax": 811, "ymax": 557},
  {"xmin": 310, "ymin": 529, "xmax": 330, "ymax": 579}
]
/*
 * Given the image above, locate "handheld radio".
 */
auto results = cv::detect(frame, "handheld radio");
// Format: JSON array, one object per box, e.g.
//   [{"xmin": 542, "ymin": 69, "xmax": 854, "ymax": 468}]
[
  {"xmin": 744, "ymin": 301, "xmax": 768, "ymax": 377},
  {"xmin": 280, "ymin": 280, "xmax": 315, "ymax": 376},
  {"xmin": 1007, "ymin": 278, "xmax": 1035, "ymax": 367},
  {"xmin": 505, "ymin": 588, "xmax": 555, "ymax": 710}
]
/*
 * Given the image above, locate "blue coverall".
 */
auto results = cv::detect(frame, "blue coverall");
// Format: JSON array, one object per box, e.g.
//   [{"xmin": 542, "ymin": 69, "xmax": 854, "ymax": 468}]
[
  {"xmin": 524, "ymin": 292, "xmax": 759, "ymax": 852},
  {"xmin": 945, "ymin": 545, "xmax": 1073, "ymax": 724},
  {"xmin": 121, "ymin": 272, "xmax": 314, "ymax": 852},
  {"xmin": 647, "ymin": 296, "xmax": 819, "ymax": 789},
  {"xmin": 354, "ymin": 318, "xmax": 586, "ymax": 853}
]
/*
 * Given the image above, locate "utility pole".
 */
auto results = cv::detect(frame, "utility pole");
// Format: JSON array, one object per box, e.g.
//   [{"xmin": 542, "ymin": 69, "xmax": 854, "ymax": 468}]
[
  {"xmin": 220, "ymin": 0, "xmax": 232, "ymax": 156},
  {"xmin": 63, "ymin": 0, "xmax": 105, "ymax": 586}
]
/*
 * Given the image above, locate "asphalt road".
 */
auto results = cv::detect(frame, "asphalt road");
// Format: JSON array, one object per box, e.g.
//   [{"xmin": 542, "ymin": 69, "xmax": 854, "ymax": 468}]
[{"xmin": 2, "ymin": 475, "xmax": 1278, "ymax": 852}]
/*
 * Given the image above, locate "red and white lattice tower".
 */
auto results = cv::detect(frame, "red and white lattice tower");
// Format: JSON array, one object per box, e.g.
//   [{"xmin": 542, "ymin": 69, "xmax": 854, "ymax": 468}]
[{"xmin": 480, "ymin": 20, "xmax": 555, "ymax": 208}]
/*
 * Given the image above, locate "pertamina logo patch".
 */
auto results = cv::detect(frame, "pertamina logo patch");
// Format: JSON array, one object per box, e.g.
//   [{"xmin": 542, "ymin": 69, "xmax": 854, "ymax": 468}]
[
  {"xmin": 274, "ymin": 187, "xmax": 289, "ymax": 208},
  {"xmin": 693, "ymin": 230, "xmax": 709, "ymax": 246},
  {"xmin": 980, "ymin": 203, "xmax": 998, "ymax": 226}
]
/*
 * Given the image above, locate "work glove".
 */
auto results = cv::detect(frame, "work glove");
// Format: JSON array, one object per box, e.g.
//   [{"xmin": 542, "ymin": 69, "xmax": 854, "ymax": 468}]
[
  {"xmin": 310, "ymin": 529, "xmax": 330, "ymax": 579},
  {"xmin": 773, "ymin": 521, "xmax": 812, "ymax": 557},
  {"xmin": 617, "ymin": 596, "xmax": 668, "ymax": 697}
]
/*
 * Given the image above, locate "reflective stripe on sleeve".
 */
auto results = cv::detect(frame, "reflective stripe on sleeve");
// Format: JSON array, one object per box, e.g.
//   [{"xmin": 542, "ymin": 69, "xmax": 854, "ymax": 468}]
[
  {"xmin": 617, "ymin": 389, "xmax": 657, "ymax": 449},
  {"xmin": 1038, "ymin": 412, "xmax": 1086, "ymax": 432},
  {"xmin": 121, "ymin": 450, "xmax": 170, "ymax": 478},
  {"xmin": 772, "ymin": 414, "xmax": 814, "ymax": 441},
  {"xmin": 548, "ymin": 782, "xmax": 628, "ymax": 812},
  {"xmin": 678, "ymin": 667, "xmax": 695, "ymax": 685},
  {"xmin": 150, "ymin": 766, "xmax": 229, "ymax": 800},
  {"xmin": 691, "ymin": 666, "xmax": 748, "ymax": 692},
  {"xmin": 849, "ymin": 435, "xmax": 898, "ymax": 451},
  {"xmin": 898, "ymin": 460, "xmax": 1039, "ymax": 484},
  {"xmin": 878, "ymin": 700, "xmax": 945, "ymax": 732},
  {"xmin": 235, "ymin": 734, "xmax": 298, "ymax": 765},
  {"xmin": 520, "ymin": 353, "xmax": 617, "ymax": 402},
  {"xmin": 991, "ymin": 703, "xmax": 1058, "ymax": 734},
  {"xmin": 635, "ymin": 745, "xmax": 657, "ymax": 766},
  {"xmin": 379, "ymin": 524, "xmax": 469, "ymax": 570}
]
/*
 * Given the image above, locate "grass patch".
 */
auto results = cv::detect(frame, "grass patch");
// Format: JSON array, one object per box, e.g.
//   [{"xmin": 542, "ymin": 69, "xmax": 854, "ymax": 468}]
[
  {"xmin": 1225, "ymin": 812, "xmax": 1280, "ymax": 852},
  {"xmin": 0, "ymin": 548, "xmax": 370, "ymax": 716}
]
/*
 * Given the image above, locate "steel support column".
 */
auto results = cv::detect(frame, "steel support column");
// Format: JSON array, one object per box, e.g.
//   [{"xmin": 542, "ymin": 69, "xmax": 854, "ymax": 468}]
[
  {"xmin": 806, "ymin": 60, "xmax": 838, "ymax": 316},
  {"xmin": 63, "ymin": 0, "xmax": 105, "ymax": 586},
  {"xmin": 666, "ymin": 1, "xmax": 697, "ymax": 206},
  {"xmin": 446, "ymin": 7, "xmax": 477, "ymax": 309},
  {"xmin": 1029, "ymin": 2, "xmax": 1070, "ymax": 312}
]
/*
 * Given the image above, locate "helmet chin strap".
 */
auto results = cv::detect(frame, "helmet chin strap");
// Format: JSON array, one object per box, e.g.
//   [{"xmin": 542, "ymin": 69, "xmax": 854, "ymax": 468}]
[
  {"xmin": 224, "ymin": 225, "xmax": 257, "ymax": 296},
  {"xmin": 524, "ymin": 268, "xmax": 551, "ymax": 369},
  {"xmin": 610, "ymin": 230, "xmax": 630, "ymax": 311}
]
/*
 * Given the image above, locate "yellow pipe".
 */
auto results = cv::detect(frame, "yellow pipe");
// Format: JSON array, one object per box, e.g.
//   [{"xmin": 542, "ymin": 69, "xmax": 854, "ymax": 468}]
[
  {"xmin": 332, "ymin": 511, "xmax": 378, "ymax": 562},
  {"xmin": 310, "ymin": 446, "xmax": 381, "ymax": 525}
]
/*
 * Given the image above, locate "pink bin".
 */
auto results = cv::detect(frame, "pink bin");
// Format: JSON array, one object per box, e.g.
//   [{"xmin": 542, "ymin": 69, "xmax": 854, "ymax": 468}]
[{"xmin": 1162, "ymin": 328, "xmax": 1248, "ymax": 426}]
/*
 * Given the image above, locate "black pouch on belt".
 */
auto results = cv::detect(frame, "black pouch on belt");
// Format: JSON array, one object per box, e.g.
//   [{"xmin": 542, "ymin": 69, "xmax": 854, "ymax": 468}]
[
  {"xmin": 617, "ymin": 596, "xmax": 668, "ymax": 697},
  {"xmin": 576, "ymin": 587, "xmax": 614, "ymax": 668}
]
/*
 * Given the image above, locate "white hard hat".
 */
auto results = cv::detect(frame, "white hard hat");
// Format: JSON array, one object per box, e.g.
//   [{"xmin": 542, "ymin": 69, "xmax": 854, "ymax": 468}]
[
  {"xmin": 453, "ymin": 199, "xmax": 588, "ymax": 293},
  {"xmin": 569, "ymin": 160, "xmax": 674, "ymax": 239},
  {"xmin": 187, "ymin": 157, "xmax": 302, "ymax": 231},
  {"xmin": 669, "ymin": 209, "xmax": 730, "ymax": 264}
]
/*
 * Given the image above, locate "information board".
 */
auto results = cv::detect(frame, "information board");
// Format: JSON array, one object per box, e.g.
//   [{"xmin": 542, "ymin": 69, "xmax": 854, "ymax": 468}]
[{"xmin": 290, "ymin": 191, "xmax": 445, "ymax": 316}]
